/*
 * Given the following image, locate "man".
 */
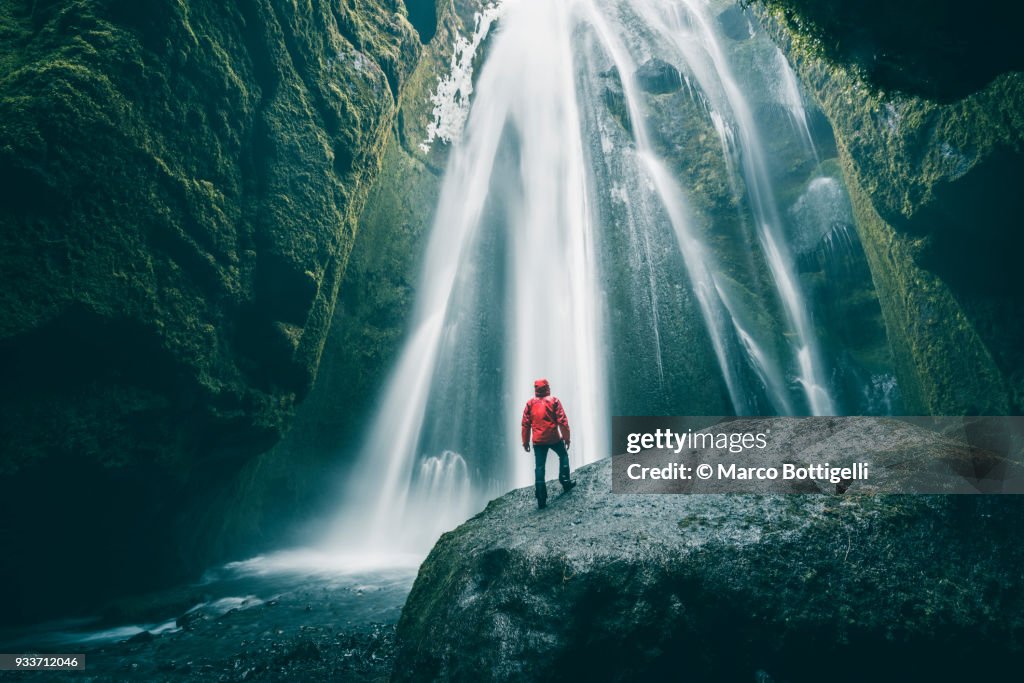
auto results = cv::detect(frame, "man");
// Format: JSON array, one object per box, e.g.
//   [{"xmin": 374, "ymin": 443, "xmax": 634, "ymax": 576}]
[{"xmin": 521, "ymin": 378, "xmax": 576, "ymax": 509}]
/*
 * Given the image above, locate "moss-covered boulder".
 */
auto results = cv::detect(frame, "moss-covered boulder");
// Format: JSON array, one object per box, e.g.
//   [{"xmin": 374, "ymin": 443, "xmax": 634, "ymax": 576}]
[
  {"xmin": 393, "ymin": 418, "xmax": 1024, "ymax": 682},
  {"xmin": 0, "ymin": 0, "xmax": 421, "ymax": 623},
  {"xmin": 754, "ymin": 3, "xmax": 1024, "ymax": 415}
]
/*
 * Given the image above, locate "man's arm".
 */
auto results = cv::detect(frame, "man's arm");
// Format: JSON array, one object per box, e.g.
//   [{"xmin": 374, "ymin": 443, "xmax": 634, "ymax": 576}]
[
  {"xmin": 554, "ymin": 398, "xmax": 571, "ymax": 447},
  {"xmin": 521, "ymin": 401, "xmax": 532, "ymax": 451}
]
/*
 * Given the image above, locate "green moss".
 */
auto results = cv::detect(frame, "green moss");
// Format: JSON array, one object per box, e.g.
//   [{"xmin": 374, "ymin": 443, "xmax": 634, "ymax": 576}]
[
  {"xmin": 0, "ymin": 0, "xmax": 421, "ymax": 469},
  {"xmin": 838, "ymin": 147, "xmax": 1006, "ymax": 414}
]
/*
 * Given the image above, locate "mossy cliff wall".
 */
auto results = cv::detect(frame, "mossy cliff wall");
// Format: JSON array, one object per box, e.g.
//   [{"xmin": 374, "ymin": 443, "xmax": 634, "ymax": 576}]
[
  {"xmin": 754, "ymin": 2, "xmax": 1024, "ymax": 415},
  {"xmin": 0, "ymin": 0, "xmax": 422, "ymax": 622},
  {"xmin": 187, "ymin": 0, "xmax": 487, "ymax": 562}
]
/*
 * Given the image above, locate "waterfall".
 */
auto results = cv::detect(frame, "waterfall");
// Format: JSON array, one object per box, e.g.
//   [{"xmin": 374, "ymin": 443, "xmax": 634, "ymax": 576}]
[
  {"xmin": 773, "ymin": 47, "xmax": 819, "ymax": 159},
  {"xmin": 627, "ymin": 0, "xmax": 836, "ymax": 415},
  {"xmin": 325, "ymin": 0, "xmax": 609, "ymax": 552},
  {"xmin": 324, "ymin": 0, "xmax": 849, "ymax": 554}
]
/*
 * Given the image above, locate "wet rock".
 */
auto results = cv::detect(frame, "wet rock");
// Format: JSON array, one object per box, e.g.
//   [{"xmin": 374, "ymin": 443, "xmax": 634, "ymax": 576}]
[
  {"xmin": 718, "ymin": 5, "xmax": 752, "ymax": 41},
  {"xmin": 394, "ymin": 417, "xmax": 1024, "ymax": 681},
  {"xmin": 125, "ymin": 630, "xmax": 154, "ymax": 644},
  {"xmin": 635, "ymin": 58, "xmax": 683, "ymax": 94},
  {"xmin": 175, "ymin": 608, "xmax": 209, "ymax": 632},
  {"xmin": 275, "ymin": 638, "xmax": 323, "ymax": 665},
  {"xmin": 752, "ymin": 0, "xmax": 1023, "ymax": 100},
  {"xmin": 600, "ymin": 66, "xmax": 633, "ymax": 134}
]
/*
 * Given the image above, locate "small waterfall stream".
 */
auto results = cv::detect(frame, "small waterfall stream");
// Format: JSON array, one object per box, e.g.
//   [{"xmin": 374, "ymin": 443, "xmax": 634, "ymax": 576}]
[{"xmin": 324, "ymin": 0, "xmax": 873, "ymax": 553}]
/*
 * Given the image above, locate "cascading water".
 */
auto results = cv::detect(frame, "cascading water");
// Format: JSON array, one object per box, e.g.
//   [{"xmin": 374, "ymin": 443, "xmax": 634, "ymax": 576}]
[
  {"xmin": 323, "ymin": 0, "xmax": 872, "ymax": 554},
  {"xmin": 626, "ymin": 0, "xmax": 836, "ymax": 415},
  {"xmin": 325, "ymin": 0, "xmax": 610, "ymax": 552},
  {"xmin": 773, "ymin": 47, "xmax": 819, "ymax": 160}
]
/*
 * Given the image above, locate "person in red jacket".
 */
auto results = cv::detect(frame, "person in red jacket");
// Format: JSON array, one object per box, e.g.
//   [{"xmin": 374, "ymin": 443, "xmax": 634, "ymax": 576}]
[{"xmin": 521, "ymin": 378, "xmax": 576, "ymax": 509}]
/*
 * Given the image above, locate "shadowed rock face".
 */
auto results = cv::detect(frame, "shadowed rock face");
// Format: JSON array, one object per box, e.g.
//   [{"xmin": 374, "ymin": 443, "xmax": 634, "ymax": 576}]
[
  {"xmin": 752, "ymin": 0, "xmax": 1023, "ymax": 102},
  {"xmin": 393, "ymin": 418, "xmax": 1024, "ymax": 682},
  {"xmin": 0, "ymin": 0, "xmax": 420, "ymax": 623}
]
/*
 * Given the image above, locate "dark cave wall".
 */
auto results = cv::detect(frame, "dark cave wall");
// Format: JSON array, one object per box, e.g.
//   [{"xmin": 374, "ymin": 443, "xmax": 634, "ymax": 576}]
[
  {"xmin": 750, "ymin": 0, "xmax": 1023, "ymax": 102},
  {"xmin": 754, "ymin": 1, "xmax": 1024, "ymax": 416},
  {"xmin": 0, "ymin": 0, "xmax": 423, "ymax": 623}
]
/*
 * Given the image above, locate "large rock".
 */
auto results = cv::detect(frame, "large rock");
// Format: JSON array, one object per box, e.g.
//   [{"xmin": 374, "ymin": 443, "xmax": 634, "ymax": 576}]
[
  {"xmin": 634, "ymin": 58, "xmax": 682, "ymax": 94},
  {"xmin": 393, "ymin": 418, "xmax": 1024, "ymax": 681},
  {"xmin": 0, "ymin": 0, "xmax": 420, "ymax": 623}
]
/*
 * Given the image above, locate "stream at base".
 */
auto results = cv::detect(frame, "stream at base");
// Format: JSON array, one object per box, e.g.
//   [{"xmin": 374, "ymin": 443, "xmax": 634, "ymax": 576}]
[{"xmin": 0, "ymin": 553, "xmax": 418, "ymax": 682}]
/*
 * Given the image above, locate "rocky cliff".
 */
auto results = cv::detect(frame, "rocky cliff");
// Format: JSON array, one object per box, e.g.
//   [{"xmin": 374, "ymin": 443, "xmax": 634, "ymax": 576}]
[
  {"xmin": 751, "ymin": 1, "xmax": 1024, "ymax": 415},
  {"xmin": 751, "ymin": 0, "xmax": 1022, "ymax": 102},
  {"xmin": 393, "ymin": 418, "xmax": 1024, "ymax": 681},
  {"xmin": 0, "ymin": 0, "xmax": 422, "ymax": 623}
]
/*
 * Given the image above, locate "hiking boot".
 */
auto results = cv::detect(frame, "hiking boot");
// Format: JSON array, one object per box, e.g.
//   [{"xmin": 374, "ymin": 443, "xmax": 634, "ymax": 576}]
[
  {"xmin": 535, "ymin": 482, "xmax": 548, "ymax": 509},
  {"xmin": 559, "ymin": 465, "xmax": 576, "ymax": 493}
]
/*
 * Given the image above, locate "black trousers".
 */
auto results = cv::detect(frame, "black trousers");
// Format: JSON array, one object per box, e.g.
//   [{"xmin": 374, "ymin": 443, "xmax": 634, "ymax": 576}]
[{"xmin": 534, "ymin": 440, "xmax": 571, "ymax": 484}]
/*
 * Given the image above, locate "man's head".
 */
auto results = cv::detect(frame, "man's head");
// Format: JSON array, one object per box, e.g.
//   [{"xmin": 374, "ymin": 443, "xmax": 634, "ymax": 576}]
[{"xmin": 534, "ymin": 378, "xmax": 550, "ymax": 397}]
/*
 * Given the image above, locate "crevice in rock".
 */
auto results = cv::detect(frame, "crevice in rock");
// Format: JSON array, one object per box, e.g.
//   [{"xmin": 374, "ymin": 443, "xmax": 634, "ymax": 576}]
[{"xmin": 403, "ymin": 0, "xmax": 437, "ymax": 44}]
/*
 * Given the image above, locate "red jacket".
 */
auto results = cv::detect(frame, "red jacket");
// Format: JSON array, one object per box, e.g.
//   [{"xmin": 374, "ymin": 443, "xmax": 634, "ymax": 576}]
[{"xmin": 521, "ymin": 379, "xmax": 571, "ymax": 446}]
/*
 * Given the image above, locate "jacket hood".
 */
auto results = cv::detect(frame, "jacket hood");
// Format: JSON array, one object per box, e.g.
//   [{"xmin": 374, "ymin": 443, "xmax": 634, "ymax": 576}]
[{"xmin": 534, "ymin": 378, "xmax": 550, "ymax": 397}]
